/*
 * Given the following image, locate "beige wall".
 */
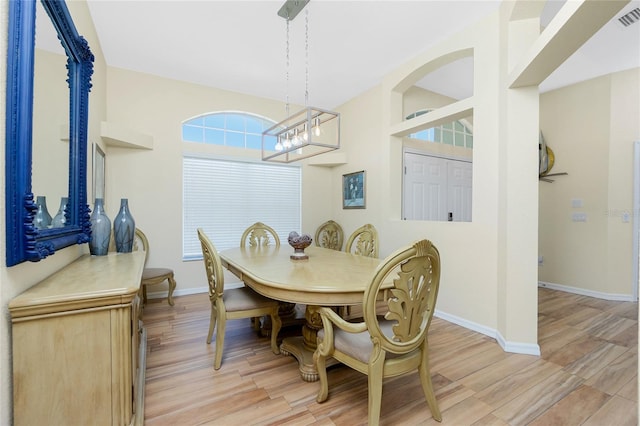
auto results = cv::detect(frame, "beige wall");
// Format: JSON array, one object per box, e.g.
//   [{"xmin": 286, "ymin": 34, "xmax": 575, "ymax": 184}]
[
  {"xmin": 0, "ymin": 1, "xmax": 107, "ymax": 423},
  {"xmin": 539, "ymin": 68, "xmax": 640, "ymax": 298}
]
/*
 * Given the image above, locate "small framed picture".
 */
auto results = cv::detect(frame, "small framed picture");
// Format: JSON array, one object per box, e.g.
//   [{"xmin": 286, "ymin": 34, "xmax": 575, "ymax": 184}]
[{"xmin": 342, "ymin": 170, "xmax": 366, "ymax": 209}]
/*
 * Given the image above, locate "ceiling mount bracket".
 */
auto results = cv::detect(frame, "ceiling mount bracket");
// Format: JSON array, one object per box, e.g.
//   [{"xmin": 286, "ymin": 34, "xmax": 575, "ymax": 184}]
[{"xmin": 277, "ymin": 0, "xmax": 310, "ymax": 21}]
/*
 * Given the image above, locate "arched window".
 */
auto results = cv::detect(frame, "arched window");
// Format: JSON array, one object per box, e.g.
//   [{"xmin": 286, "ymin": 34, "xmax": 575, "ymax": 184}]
[
  {"xmin": 406, "ymin": 109, "xmax": 473, "ymax": 149},
  {"xmin": 182, "ymin": 111, "xmax": 278, "ymax": 150},
  {"xmin": 181, "ymin": 111, "xmax": 300, "ymax": 260}
]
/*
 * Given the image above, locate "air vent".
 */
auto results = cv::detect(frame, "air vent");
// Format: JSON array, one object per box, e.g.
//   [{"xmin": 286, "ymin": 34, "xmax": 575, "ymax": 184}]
[{"xmin": 618, "ymin": 7, "xmax": 640, "ymax": 27}]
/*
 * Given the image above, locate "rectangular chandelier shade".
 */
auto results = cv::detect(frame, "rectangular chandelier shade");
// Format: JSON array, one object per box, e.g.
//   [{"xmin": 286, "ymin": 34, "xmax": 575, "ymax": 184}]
[{"xmin": 262, "ymin": 106, "xmax": 340, "ymax": 163}]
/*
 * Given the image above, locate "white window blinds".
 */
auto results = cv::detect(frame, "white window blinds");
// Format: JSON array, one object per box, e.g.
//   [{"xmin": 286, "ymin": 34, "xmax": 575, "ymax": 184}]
[{"xmin": 183, "ymin": 155, "xmax": 301, "ymax": 260}]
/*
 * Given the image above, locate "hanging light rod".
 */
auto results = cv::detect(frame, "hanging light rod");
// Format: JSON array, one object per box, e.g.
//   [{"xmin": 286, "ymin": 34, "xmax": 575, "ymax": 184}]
[{"xmin": 277, "ymin": 0, "xmax": 310, "ymax": 20}]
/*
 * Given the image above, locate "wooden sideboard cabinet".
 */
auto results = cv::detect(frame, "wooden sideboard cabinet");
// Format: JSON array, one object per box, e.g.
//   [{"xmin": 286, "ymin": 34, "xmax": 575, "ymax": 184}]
[{"xmin": 9, "ymin": 252, "xmax": 147, "ymax": 426}]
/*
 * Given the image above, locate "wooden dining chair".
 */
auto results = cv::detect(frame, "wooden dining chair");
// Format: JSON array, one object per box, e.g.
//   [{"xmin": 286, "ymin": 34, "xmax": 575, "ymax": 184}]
[
  {"xmin": 314, "ymin": 220, "xmax": 344, "ymax": 251},
  {"xmin": 240, "ymin": 222, "xmax": 281, "ymax": 248},
  {"xmin": 197, "ymin": 228, "xmax": 282, "ymax": 370},
  {"xmin": 134, "ymin": 228, "xmax": 177, "ymax": 306},
  {"xmin": 312, "ymin": 239, "xmax": 442, "ymax": 425},
  {"xmin": 345, "ymin": 223, "xmax": 379, "ymax": 258},
  {"xmin": 239, "ymin": 222, "xmax": 304, "ymax": 333},
  {"xmin": 241, "ymin": 222, "xmax": 283, "ymax": 331}
]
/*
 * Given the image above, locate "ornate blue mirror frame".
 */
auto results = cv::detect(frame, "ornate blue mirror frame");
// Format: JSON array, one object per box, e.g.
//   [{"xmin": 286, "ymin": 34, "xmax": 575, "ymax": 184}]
[{"xmin": 5, "ymin": 0, "xmax": 94, "ymax": 266}]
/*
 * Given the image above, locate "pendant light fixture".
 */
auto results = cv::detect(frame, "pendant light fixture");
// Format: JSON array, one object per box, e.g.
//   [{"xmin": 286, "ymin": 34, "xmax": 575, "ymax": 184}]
[{"xmin": 262, "ymin": 0, "xmax": 340, "ymax": 163}]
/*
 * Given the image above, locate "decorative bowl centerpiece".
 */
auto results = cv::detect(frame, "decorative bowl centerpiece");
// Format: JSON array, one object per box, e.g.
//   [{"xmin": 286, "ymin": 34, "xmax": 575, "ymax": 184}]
[{"xmin": 288, "ymin": 231, "xmax": 312, "ymax": 260}]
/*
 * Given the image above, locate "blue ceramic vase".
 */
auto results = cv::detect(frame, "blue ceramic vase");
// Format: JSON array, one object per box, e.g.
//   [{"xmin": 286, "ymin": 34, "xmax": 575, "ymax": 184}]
[
  {"xmin": 89, "ymin": 198, "xmax": 111, "ymax": 256},
  {"xmin": 51, "ymin": 197, "xmax": 68, "ymax": 228},
  {"xmin": 34, "ymin": 195, "xmax": 52, "ymax": 229},
  {"xmin": 114, "ymin": 198, "xmax": 136, "ymax": 253}
]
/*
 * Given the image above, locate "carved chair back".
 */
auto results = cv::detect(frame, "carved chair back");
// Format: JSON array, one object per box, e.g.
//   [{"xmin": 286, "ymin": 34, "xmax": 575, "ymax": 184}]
[
  {"xmin": 314, "ymin": 220, "xmax": 344, "ymax": 251},
  {"xmin": 345, "ymin": 223, "xmax": 378, "ymax": 258},
  {"xmin": 240, "ymin": 222, "xmax": 281, "ymax": 248},
  {"xmin": 364, "ymin": 239, "xmax": 440, "ymax": 354}
]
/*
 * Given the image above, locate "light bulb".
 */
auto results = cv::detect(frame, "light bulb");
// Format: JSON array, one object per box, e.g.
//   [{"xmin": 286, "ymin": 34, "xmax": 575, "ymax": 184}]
[
  {"xmin": 302, "ymin": 124, "xmax": 309, "ymax": 141},
  {"xmin": 275, "ymin": 139, "xmax": 284, "ymax": 152},
  {"xmin": 283, "ymin": 134, "xmax": 292, "ymax": 149},
  {"xmin": 313, "ymin": 118, "xmax": 322, "ymax": 137},
  {"xmin": 292, "ymin": 129, "xmax": 301, "ymax": 146}
]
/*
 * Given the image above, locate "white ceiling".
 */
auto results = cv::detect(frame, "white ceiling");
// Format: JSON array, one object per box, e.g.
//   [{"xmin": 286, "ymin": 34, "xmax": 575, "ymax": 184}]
[{"xmin": 73, "ymin": 0, "xmax": 640, "ymax": 109}]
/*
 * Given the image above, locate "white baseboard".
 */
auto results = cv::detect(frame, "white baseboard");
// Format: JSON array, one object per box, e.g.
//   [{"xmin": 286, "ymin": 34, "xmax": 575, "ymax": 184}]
[
  {"xmin": 538, "ymin": 281, "xmax": 635, "ymax": 302},
  {"xmin": 435, "ymin": 310, "xmax": 541, "ymax": 356}
]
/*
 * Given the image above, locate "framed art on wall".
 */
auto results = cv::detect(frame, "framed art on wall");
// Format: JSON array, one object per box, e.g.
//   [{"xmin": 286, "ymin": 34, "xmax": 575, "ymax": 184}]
[{"xmin": 343, "ymin": 170, "xmax": 366, "ymax": 209}]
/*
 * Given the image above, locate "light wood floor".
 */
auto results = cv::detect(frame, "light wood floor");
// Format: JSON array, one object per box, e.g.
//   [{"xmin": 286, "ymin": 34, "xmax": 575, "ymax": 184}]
[{"xmin": 142, "ymin": 287, "xmax": 637, "ymax": 425}]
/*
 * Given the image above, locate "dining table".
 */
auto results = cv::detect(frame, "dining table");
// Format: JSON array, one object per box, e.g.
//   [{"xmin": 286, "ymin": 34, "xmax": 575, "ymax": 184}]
[{"xmin": 219, "ymin": 244, "xmax": 383, "ymax": 382}]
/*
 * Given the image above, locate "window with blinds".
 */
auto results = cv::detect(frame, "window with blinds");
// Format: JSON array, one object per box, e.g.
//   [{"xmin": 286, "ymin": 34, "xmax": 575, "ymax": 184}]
[{"xmin": 182, "ymin": 155, "xmax": 301, "ymax": 260}]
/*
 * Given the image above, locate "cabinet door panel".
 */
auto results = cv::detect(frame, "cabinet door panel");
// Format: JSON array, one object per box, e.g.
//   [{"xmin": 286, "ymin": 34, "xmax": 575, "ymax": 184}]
[{"xmin": 13, "ymin": 310, "xmax": 112, "ymax": 426}]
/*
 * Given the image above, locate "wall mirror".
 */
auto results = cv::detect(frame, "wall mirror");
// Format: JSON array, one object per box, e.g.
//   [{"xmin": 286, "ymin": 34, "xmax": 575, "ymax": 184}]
[{"xmin": 5, "ymin": 0, "xmax": 94, "ymax": 266}]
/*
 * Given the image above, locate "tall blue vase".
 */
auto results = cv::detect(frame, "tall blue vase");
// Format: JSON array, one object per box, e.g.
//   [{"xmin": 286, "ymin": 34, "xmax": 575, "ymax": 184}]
[
  {"xmin": 114, "ymin": 198, "xmax": 136, "ymax": 253},
  {"xmin": 34, "ymin": 195, "xmax": 52, "ymax": 229},
  {"xmin": 89, "ymin": 198, "xmax": 111, "ymax": 256},
  {"xmin": 51, "ymin": 197, "xmax": 68, "ymax": 228}
]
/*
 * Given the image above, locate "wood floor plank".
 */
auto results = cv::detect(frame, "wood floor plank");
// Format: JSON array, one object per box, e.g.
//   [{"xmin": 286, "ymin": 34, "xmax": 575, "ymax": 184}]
[
  {"xmin": 544, "ymin": 334, "xmax": 607, "ymax": 367},
  {"xmin": 582, "ymin": 395, "xmax": 638, "ymax": 426},
  {"xmin": 538, "ymin": 326, "xmax": 589, "ymax": 358},
  {"xmin": 470, "ymin": 413, "xmax": 510, "ymax": 426},
  {"xmin": 491, "ymin": 370, "xmax": 584, "ymax": 424},
  {"xmin": 616, "ymin": 374, "xmax": 637, "ymax": 402},
  {"xmin": 606, "ymin": 321, "xmax": 639, "ymax": 348},
  {"xmin": 526, "ymin": 384, "xmax": 610, "ymax": 426},
  {"xmin": 473, "ymin": 359, "xmax": 562, "ymax": 407},
  {"xmin": 436, "ymin": 340, "xmax": 509, "ymax": 381},
  {"xmin": 584, "ymin": 349, "xmax": 638, "ymax": 395},
  {"xmin": 457, "ymin": 354, "xmax": 538, "ymax": 391},
  {"xmin": 422, "ymin": 397, "xmax": 494, "ymax": 426},
  {"xmin": 563, "ymin": 342, "xmax": 629, "ymax": 380}
]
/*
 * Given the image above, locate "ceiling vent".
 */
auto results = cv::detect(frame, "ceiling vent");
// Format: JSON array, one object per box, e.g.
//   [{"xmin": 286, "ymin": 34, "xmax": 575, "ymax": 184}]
[{"xmin": 617, "ymin": 7, "xmax": 640, "ymax": 27}]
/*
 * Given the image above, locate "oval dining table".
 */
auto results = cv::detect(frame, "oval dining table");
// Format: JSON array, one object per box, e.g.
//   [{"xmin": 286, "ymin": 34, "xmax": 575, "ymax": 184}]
[{"xmin": 219, "ymin": 245, "xmax": 383, "ymax": 382}]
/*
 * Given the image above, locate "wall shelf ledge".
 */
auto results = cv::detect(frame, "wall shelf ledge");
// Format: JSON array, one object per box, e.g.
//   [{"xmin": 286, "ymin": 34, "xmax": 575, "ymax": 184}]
[
  {"xmin": 101, "ymin": 121, "xmax": 153, "ymax": 150},
  {"xmin": 307, "ymin": 152, "xmax": 348, "ymax": 167}
]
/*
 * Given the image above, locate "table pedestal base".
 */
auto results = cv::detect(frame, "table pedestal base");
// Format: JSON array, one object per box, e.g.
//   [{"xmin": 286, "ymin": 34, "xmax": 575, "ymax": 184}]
[
  {"xmin": 279, "ymin": 304, "xmax": 339, "ymax": 382},
  {"xmin": 280, "ymin": 336, "xmax": 338, "ymax": 382}
]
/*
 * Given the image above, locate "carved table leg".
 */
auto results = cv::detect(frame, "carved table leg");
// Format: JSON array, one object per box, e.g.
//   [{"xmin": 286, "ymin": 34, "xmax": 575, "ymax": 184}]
[{"xmin": 260, "ymin": 302, "xmax": 305, "ymax": 337}]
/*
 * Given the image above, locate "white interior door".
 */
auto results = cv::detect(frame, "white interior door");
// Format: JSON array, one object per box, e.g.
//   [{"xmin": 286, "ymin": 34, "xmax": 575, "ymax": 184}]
[
  {"xmin": 403, "ymin": 152, "xmax": 447, "ymax": 220},
  {"xmin": 403, "ymin": 151, "xmax": 472, "ymax": 221},
  {"xmin": 448, "ymin": 160, "xmax": 473, "ymax": 222}
]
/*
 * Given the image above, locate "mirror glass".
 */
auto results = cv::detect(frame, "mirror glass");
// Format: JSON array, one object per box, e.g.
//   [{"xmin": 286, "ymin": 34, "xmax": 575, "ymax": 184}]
[
  {"xmin": 5, "ymin": 0, "xmax": 93, "ymax": 266},
  {"xmin": 33, "ymin": 0, "xmax": 69, "ymax": 229}
]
